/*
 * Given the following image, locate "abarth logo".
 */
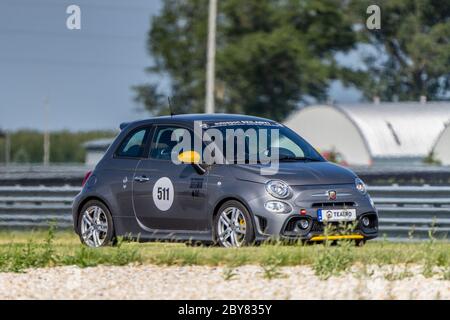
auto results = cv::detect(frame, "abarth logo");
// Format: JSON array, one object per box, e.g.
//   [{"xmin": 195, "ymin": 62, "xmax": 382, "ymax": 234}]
[{"xmin": 328, "ymin": 190, "xmax": 337, "ymax": 200}]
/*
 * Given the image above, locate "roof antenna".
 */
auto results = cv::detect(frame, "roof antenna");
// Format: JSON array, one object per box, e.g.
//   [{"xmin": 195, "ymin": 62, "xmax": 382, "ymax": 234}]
[{"xmin": 168, "ymin": 96, "xmax": 175, "ymax": 117}]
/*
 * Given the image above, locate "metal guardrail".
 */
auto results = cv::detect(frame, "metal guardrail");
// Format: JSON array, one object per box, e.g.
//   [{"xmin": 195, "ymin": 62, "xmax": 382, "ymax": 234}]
[
  {"xmin": 0, "ymin": 165, "xmax": 89, "ymax": 186},
  {"xmin": 0, "ymin": 184, "xmax": 448, "ymax": 241},
  {"xmin": 0, "ymin": 185, "xmax": 78, "ymax": 228},
  {"xmin": 368, "ymin": 185, "xmax": 450, "ymax": 241}
]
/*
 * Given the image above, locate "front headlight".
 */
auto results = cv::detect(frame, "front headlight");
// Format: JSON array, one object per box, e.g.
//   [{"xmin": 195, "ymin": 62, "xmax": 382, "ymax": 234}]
[
  {"xmin": 355, "ymin": 178, "xmax": 367, "ymax": 195},
  {"xmin": 265, "ymin": 180, "xmax": 292, "ymax": 199},
  {"xmin": 264, "ymin": 201, "xmax": 292, "ymax": 213}
]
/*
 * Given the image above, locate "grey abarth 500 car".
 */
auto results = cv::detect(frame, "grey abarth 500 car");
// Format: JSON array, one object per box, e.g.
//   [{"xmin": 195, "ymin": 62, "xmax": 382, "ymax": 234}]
[{"xmin": 72, "ymin": 114, "xmax": 378, "ymax": 248}]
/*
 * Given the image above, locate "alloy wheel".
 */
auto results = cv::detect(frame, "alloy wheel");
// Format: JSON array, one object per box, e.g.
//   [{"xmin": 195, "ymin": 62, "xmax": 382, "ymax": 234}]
[
  {"xmin": 217, "ymin": 207, "xmax": 247, "ymax": 247},
  {"xmin": 80, "ymin": 205, "xmax": 109, "ymax": 247}
]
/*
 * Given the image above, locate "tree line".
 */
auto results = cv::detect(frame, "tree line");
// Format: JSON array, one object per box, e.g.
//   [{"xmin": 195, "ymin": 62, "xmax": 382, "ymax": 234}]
[
  {"xmin": 134, "ymin": 0, "xmax": 450, "ymax": 121},
  {"xmin": 0, "ymin": 130, "xmax": 115, "ymax": 164}
]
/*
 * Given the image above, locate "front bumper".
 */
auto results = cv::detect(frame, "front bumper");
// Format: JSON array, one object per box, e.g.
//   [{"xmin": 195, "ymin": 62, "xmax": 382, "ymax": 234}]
[
  {"xmin": 247, "ymin": 183, "xmax": 379, "ymax": 241},
  {"xmin": 280, "ymin": 211, "xmax": 378, "ymax": 241},
  {"xmin": 253, "ymin": 211, "xmax": 378, "ymax": 241}
]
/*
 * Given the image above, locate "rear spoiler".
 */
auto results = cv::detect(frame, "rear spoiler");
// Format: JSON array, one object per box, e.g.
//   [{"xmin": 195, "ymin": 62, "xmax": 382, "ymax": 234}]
[{"xmin": 119, "ymin": 122, "xmax": 130, "ymax": 130}]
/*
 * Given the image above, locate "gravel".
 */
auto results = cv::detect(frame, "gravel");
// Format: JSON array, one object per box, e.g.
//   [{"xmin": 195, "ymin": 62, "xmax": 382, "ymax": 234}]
[{"xmin": 0, "ymin": 264, "xmax": 448, "ymax": 300}]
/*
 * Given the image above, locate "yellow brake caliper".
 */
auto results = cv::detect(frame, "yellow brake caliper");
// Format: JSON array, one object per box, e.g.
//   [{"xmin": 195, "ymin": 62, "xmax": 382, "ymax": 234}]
[{"xmin": 239, "ymin": 218, "xmax": 246, "ymax": 232}]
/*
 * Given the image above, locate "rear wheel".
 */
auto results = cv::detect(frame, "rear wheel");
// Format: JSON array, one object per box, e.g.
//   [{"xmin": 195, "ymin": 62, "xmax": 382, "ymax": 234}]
[
  {"xmin": 214, "ymin": 200, "xmax": 255, "ymax": 247},
  {"xmin": 78, "ymin": 200, "xmax": 116, "ymax": 247}
]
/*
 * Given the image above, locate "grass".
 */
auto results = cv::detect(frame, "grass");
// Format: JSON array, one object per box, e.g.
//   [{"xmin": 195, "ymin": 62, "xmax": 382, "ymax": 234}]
[
  {"xmin": 0, "ymin": 228, "xmax": 141, "ymax": 272},
  {"xmin": 0, "ymin": 229, "xmax": 449, "ymax": 280},
  {"xmin": 313, "ymin": 239, "xmax": 354, "ymax": 279},
  {"xmin": 221, "ymin": 267, "xmax": 238, "ymax": 281},
  {"xmin": 261, "ymin": 256, "xmax": 285, "ymax": 280}
]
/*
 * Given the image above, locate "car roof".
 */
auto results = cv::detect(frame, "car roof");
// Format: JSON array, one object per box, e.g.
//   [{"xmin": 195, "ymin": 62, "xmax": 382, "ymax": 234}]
[{"xmin": 121, "ymin": 113, "xmax": 277, "ymax": 130}]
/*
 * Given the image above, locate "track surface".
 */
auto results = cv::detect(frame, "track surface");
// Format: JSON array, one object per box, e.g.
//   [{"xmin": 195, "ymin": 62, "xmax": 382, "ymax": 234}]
[{"xmin": 0, "ymin": 265, "xmax": 448, "ymax": 300}]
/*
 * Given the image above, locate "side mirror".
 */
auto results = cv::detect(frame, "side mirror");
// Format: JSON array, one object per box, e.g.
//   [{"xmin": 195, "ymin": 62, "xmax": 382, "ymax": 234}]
[
  {"xmin": 178, "ymin": 150, "xmax": 201, "ymax": 164},
  {"xmin": 178, "ymin": 151, "xmax": 207, "ymax": 175}
]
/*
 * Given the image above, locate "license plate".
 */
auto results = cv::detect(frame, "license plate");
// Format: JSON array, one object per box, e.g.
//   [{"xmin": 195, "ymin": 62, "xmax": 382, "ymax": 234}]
[{"xmin": 317, "ymin": 209, "xmax": 356, "ymax": 222}]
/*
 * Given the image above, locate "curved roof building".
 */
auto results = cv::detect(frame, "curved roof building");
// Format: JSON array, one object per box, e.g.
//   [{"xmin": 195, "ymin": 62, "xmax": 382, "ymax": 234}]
[
  {"xmin": 284, "ymin": 102, "xmax": 450, "ymax": 166},
  {"xmin": 433, "ymin": 122, "xmax": 450, "ymax": 165}
]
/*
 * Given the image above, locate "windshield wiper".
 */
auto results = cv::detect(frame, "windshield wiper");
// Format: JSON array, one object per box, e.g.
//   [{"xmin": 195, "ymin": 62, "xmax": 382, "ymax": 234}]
[{"xmin": 278, "ymin": 156, "xmax": 322, "ymax": 162}]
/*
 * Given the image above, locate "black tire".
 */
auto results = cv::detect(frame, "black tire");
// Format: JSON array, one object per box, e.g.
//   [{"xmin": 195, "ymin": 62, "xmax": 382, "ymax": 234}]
[
  {"xmin": 78, "ymin": 200, "xmax": 116, "ymax": 247},
  {"xmin": 355, "ymin": 239, "xmax": 366, "ymax": 247},
  {"xmin": 213, "ymin": 200, "xmax": 255, "ymax": 247}
]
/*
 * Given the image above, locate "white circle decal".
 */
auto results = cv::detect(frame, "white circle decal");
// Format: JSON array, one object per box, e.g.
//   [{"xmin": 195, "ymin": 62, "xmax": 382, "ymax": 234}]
[{"xmin": 152, "ymin": 177, "xmax": 174, "ymax": 211}]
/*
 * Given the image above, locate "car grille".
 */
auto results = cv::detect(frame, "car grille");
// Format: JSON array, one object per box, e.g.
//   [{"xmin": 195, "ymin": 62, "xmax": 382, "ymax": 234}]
[
  {"xmin": 359, "ymin": 213, "xmax": 378, "ymax": 234},
  {"xmin": 311, "ymin": 202, "xmax": 356, "ymax": 208},
  {"xmin": 256, "ymin": 215, "xmax": 268, "ymax": 233},
  {"xmin": 285, "ymin": 218, "xmax": 300, "ymax": 232},
  {"xmin": 283, "ymin": 213, "xmax": 378, "ymax": 237},
  {"xmin": 283, "ymin": 217, "xmax": 312, "ymax": 236},
  {"xmin": 311, "ymin": 220, "xmax": 324, "ymax": 232},
  {"xmin": 311, "ymin": 220, "xmax": 359, "ymax": 233}
]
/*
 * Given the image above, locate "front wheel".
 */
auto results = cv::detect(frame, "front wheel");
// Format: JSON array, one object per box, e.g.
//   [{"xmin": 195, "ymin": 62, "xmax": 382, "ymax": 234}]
[
  {"xmin": 214, "ymin": 200, "xmax": 255, "ymax": 247},
  {"xmin": 78, "ymin": 200, "xmax": 116, "ymax": 248}
]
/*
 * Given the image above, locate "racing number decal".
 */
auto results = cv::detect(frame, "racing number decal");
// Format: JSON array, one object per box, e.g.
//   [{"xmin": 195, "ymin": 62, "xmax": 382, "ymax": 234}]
[
  {"xmin": 157, "ymin": 187, "xmax": 170, "ymax": 201},
  {"xmin": 152, "ymin": 177, "xmax": 174, "ymax": 211}
]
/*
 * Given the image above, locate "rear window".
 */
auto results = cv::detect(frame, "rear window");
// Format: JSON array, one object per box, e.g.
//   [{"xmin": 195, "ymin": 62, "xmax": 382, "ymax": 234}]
[{"xmin": 115, "ymin": 128, "xmax": 150, "ymax": 158}]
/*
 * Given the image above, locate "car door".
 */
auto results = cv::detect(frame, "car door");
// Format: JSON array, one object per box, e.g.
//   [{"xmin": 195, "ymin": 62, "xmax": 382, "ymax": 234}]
[
  {"xmin": 132, "ymin": 124, "xmax": 209, "ymax": 231},
  {"xmin": 101, "ymin": 126, "xmax": 152, "ymax": 218}
]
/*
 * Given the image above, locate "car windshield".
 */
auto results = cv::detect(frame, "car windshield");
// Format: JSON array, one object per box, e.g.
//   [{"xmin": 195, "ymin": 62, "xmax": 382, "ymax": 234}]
[{"xmin": 201, "ymin": 122, "xmax": 324, "ymax": 164}]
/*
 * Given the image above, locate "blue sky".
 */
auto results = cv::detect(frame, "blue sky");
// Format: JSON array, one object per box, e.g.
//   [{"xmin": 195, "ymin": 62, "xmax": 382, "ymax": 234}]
[{"xmin": 0, "ymin": 0, "xmax": 363, "ymax": 131}]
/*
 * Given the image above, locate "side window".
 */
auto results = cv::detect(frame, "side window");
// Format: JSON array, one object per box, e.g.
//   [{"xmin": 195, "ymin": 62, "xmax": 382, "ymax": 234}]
[
  {"xmin": 277, "ymin": 135, "xmax": 305, "ymax": 158},
  {"xmin": 116, "ymin": 128, "xmax": 149, "ymax": 158},
  {"xmin": 150, "ymin": 126, "xmax": 191, "ymax": 160}
]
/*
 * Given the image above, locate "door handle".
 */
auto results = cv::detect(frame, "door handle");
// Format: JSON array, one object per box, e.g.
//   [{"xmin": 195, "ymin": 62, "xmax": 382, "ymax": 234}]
[{"xmin": 134, "ymin": 175, "xmax": 150, "ymax": 182}]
